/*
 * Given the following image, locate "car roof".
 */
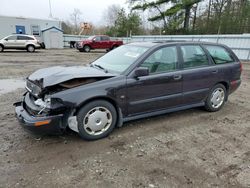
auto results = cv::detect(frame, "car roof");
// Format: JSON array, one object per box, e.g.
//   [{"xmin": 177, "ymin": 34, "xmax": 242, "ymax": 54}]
[
  {"xmin": 127, "ymin": 41, "xmax": 227, "ymax": 48},
  {"xmin": 9, "ymin": 34, "xmax": 35, "ymax": 37}
]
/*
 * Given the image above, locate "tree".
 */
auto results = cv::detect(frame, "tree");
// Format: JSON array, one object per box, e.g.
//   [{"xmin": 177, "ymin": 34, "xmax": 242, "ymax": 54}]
[
  {"xmin": 105, "ymin": 8, "xmax": 142, "ymax": 37},
  {"xmin": 70, "ymin": 8, "xmax": 83, "ymax": 34},
  {"xmin": 61, "ymin": 21, "xmax": 73, "ymax": 34},
  {"xmin": 130, "ymin": 0, "xmax": 202, "ymax": 32},
  {"xmin": 103, "ymin": 4, "xmax": 121, "ymax": 26}
]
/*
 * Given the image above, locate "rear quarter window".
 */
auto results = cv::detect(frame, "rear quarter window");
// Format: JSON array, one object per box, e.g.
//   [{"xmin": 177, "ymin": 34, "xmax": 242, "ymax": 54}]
[{"xmin": 204, "ymin": 45, "xmax": 234, "ymax": 64}]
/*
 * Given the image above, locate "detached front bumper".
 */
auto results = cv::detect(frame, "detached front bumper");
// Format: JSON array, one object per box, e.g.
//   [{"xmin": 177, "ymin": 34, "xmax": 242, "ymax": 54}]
[{"xmin": 14, "ymin": 101, "xmax": 64, "ymax": 135}]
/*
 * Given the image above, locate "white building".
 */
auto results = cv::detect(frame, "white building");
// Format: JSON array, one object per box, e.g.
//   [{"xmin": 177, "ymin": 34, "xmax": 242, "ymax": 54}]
[{"xmin": 0, "ymin": 15, "xmax": 63, "ymax": 48}]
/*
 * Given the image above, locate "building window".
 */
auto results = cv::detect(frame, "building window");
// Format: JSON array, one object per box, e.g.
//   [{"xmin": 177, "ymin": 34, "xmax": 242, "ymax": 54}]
[{"xmin": 31, "ymin": 25, "xmax": 40, "ymax": 36}]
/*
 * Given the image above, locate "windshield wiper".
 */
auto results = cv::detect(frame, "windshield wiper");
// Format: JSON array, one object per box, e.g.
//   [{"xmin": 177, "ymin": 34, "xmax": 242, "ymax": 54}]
[{"xmin": 91, "ymin": 64, "xmax": 108, "ymax": 73}]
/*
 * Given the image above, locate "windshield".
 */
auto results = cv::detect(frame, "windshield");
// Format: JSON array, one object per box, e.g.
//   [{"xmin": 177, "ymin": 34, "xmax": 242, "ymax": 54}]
[
  {"xmin": 92, "ymin": 45, "xmax": 149, "ymax": 74},
  {"xmin": 87, "ymin": 36, "xmax": 95, "ymax": 40}
]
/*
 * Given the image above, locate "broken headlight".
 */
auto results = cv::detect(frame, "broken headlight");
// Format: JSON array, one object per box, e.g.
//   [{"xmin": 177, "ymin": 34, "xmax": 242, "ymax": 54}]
[
  {"xmin": 34, "ymin": 95, "xmax": 51, "ymax": 109},
  {"xmin": 26, "ymin": 80, "xmax": 42, "ymax": 97}
]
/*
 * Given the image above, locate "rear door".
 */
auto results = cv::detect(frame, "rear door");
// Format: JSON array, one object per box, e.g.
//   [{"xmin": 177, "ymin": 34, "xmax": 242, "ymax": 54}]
[
  {"xmin": 203, "ymin": 44, "xmax": 241, "ymax": 93},
  {"xmin": 126, "ymin": 45, "xmax": 183, "ymax": 115},
  {"xmin": 101, "ymin": 36, "xmax": 110, "ymax": 49},
  {"xmin": 16, "ymin": 35, "xmax": 28, "ymax": 48},
  {"xmin": 180, "ymin": 44, "xmax": 220, "ymax": 105}
]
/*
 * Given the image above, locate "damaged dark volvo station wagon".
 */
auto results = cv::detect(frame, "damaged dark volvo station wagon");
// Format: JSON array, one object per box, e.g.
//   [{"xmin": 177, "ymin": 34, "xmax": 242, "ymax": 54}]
[{"xmin": 15, "ymin": 42, "xmax": 242, "ymax": 140}]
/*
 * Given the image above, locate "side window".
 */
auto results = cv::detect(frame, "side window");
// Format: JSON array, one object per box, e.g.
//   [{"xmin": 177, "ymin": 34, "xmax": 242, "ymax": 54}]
[
  {"xmin": 140, "ymin": 46, "xmax": 178, "ymax": 74},
  {"xmin": 181, "ymin": 45, "xmax": 209, "ymax": 69},
  {"xmin": 18, "ymin": 36, "xmax": 34, "ymax": 40},
  {"xmin": 204, "ymin": 45, "xmax": 234, "ymax": 64},
  {"xmin": 6, "ymin": 36, "xmax": 17, "ymax": 40},
  {"xmin": 94, "ymin": 36, "xmax": 101, "ymax": 42},
  {"xmin": 101, "ymin": 36, "xmax": 109, "ymax": 41},
  {"xmin": 31, "ymin": 25, "xmax": 40, "ymax": 36}
]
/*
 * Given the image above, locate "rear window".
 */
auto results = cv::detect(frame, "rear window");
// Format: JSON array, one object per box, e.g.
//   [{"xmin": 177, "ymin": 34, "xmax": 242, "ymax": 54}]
[{"xmin": 204, "ymin": 45, "xmax": 234, "ymax": 64}]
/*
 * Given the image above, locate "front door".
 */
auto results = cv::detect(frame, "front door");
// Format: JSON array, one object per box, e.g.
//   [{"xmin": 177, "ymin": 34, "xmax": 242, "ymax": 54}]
[
  {"xmin": 3, "ymin": 35, "xmax": 17, "ymax": 48},
  {"xmin": 92, "ymin": 36, "xmax": 101, "ymax": 49},
  {"xmin": 126, "ymin": 45, "xmax": 183, "ymax": 116}
]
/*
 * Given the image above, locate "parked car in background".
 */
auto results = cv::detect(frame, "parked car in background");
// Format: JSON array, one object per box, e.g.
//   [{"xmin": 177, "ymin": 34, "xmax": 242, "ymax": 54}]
[
  {"xmin": 76, "ymin": 35, "xmax": 123, "ymax": 52},
  {"xmin": 0, "ymin": 34, "xmax": 43, "ymax": 52},
  {"xmin": 15, "ymin": 41, "xmax": 242, "ymax": 140}
]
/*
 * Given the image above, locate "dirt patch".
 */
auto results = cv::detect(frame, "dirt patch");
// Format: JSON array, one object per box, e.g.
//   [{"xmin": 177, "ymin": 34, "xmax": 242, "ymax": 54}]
[{"xmin": 0, "ymin": 49, "xmax": 249, "ymax": 188}]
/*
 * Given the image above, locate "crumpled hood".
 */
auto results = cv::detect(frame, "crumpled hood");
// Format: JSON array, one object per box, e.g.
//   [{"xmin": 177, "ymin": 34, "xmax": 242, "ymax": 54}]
[{"xmin": 28, "ymin": 66, "xmax": 116, "ymax": 87}]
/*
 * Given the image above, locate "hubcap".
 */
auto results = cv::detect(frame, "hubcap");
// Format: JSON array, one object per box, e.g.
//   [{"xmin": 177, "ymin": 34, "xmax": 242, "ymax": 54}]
[
  {"xmin": 210, "ymin": 88, "xmax": 225, "ymax": 109},
  {"xmin": 85, "ymin": 46, "xmax": 90, "ymax": 52},
  {"xmin": 28, "ymin": 46, "xmax": 34, "ymax": 52},
  {"xmin": 83, "ymin": 107, "xmax": 112, "ymax": 136}
]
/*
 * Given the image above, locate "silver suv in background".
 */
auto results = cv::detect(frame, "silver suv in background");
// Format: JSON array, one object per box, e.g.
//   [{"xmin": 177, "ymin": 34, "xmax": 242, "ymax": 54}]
[{"xmin": 0, "ymin": 34, "xmax": 42, "ymax": 52}]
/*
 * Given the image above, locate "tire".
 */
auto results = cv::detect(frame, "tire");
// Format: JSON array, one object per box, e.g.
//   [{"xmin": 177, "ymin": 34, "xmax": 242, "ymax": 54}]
[
  {"xmin": 205, "ymin": 84, "xmax": 226, "ymax": 112},
  {"xmin": 27, "ymin": 45, "xmax": 35, "ymax": 52},
  {"xmin": 83, "ymin": 45, "xmax": 91, "ymax": 52},
  {"xmin": 77, "ymin": 100, "xmax": 117, "ymax": 140},
  {"xmin": 111, "ymin": 45, "xmax": 118, "ymax": 50},
  {"xmin": 79, "ymin": 49, "xmax": 85, "ymax": 52},
  {"xmin": 0, "ymin": 45, "xmax": 4, "ymax": 52}
]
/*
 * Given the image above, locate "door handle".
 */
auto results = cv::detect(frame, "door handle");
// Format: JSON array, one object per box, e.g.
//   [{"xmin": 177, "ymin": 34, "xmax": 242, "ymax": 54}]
[
  {"xmin": 212, "ymin": 70, "xmax": 218, "ymax": 74},
  {"xmin": 173, "ymin": 75, "xmax": 182, "ymax": 80}
]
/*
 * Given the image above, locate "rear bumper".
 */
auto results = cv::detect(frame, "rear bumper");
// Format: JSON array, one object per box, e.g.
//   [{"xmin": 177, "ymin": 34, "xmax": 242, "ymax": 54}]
[{"xmin": 14, "ymin": 101, "xmax": 64, "ymax": 135}]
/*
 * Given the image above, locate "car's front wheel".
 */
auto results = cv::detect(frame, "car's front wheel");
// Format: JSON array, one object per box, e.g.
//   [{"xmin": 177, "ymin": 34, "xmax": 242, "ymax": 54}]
[
  {"xmin": 27, "ymin": 45, "xmax": 35, "ymax": 52},
  {"xmin": 0, "ymin": 45, "xmax": 4, "ymax": 52},
  {"xmin": 83, "ymin": 45, "xmax": 91, "ymax": 52},
  {"xmin": 205, "ymin": 84, "xmax": 226, "ymax": 112},
  {"xmin": 77, "ymin": 100, "xmax": 117, "ymax": 140}
]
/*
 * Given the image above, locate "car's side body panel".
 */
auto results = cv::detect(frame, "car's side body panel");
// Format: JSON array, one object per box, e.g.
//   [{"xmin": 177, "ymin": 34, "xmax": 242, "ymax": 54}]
[
  {"xmin": 14, "ymin": 41, "xmax": 242, "ymax": 137},
  {"xmin": 126, "ymin": 71, "xmax": 183, "ymax": 116}
]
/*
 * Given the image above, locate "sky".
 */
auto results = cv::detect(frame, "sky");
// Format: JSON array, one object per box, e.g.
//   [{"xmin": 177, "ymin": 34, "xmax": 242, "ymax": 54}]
[{"xmin": 0, "ymin": 0, "xmax": 127, "ymax": 25}]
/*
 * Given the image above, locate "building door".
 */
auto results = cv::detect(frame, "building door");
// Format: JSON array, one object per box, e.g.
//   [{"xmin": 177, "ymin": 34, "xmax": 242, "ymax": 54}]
[
  {"xmin": 49, "ymin": 31, "xmax": 60, "ymax": 48},
  {"xmin": 15, "ymin": 25, "xmax": 26, "ymax": 34}
]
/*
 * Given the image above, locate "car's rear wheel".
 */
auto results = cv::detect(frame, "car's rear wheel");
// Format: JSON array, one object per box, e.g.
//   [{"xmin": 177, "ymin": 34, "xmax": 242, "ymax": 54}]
[
  {"xmin": 112, "ymin": 45, "xmax": 118, "ymax": 50},
  {"xmin": 84, "ymin": 45, "xmax": 91, "ymax": 52},
  {"xmin": 0, "ymin": 45, "xmax": 4, "ymax": 52},
  {"xmin": 205, "ymin": 84, "xmax": 226, "ymax": 112},
  {"xmin": 77, "ymin": 100, "xmax": 117, "ymax": 140},
  {"xmin": 27, "ymin": 45, "xmax": 35, "ymax": 52}
]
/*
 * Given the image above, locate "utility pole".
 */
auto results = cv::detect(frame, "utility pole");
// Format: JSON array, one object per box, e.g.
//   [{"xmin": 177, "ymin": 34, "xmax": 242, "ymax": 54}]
[{"xmin": 49, "ymin": 0, "xmax": 53, "ymax": 18}]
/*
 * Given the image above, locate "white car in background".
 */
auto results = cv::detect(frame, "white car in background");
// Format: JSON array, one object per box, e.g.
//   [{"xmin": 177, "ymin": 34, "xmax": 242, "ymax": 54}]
[{"xmin": 0, "ymin": 34, "xmax": 42, "ymax": 52}]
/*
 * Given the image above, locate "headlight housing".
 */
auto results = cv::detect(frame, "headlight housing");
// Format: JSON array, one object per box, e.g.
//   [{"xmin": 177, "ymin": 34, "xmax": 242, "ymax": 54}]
[
  {"xmin": 26, "ymin": 80, "xmax": 42, "ymax": 97},
  {"xmin": 34, "ymin": 96, "xmax": 51, "ymax": 109}
]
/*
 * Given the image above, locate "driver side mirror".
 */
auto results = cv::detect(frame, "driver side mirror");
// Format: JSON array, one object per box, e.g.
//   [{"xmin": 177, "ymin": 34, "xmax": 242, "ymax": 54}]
[
  {"xmin": 133, "ymin": 67, "xmax": 149, "ymax": 78},
  {"xmin": 5, "ymin": 38, "xmax": 8, "ymax": 41},
  {"xmin": 92, "ymin": 38, "xmax": 96, "ymax": 42}
]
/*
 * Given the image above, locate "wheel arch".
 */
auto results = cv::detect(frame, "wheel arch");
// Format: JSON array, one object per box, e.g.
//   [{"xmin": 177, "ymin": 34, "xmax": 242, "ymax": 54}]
[
  {"xmin": 111, "ymin": 44, "xmax": 118, "ymax": 49},
  {"xmin": 26, "ymin": 43, "xmax": 35, "ymax": 49},
  {"xmin": 74, "ymin": 96, "xmax": 122, "ymax": 126},
  {"xmin": 83, "ymin": 44, "xmax": 92, "ymax": 49},
  {"xmin": 211, "ymin": 81, "xmax": 229, "ymax": 101}
]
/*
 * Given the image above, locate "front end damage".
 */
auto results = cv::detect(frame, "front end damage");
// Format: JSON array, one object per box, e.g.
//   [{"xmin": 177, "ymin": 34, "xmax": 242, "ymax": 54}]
[
  {"xmin": 14, "ymin": 66, "xmax": 115, "ymax": 135},
  {"xmin": 14, "ymin": 81, "xmax": 75, "ymax": 135}
]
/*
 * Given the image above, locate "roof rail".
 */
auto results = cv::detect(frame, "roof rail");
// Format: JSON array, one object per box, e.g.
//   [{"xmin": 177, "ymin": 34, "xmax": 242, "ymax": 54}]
[{"xmin": 152, "ymin": 40, "xmax": 186, "ymax": 43}]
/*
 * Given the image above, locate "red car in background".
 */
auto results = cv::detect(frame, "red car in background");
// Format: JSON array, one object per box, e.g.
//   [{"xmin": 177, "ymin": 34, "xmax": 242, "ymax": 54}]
[{"xmin": 76, "ymin": 35, "xmax": 123, "ymax": 52}]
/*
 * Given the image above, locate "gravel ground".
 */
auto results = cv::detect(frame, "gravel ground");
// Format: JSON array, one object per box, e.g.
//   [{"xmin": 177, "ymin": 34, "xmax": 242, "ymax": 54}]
[{"xmin": 0, "ymin": 49, "xmax": 249, "ymax": 188}]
